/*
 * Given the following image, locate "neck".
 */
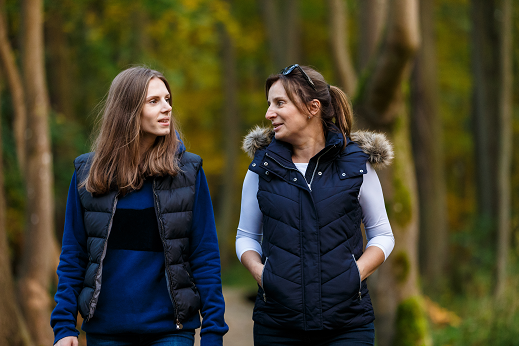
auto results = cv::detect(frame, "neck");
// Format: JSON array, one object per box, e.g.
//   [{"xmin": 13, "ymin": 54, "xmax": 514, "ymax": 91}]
[
  {"xmin": 139, "ymin": 136, "xmax": 156, "ymax": 157},
  {"xmin": 291, "ymin": 134, "xmax": 326, "ymax": 163}
]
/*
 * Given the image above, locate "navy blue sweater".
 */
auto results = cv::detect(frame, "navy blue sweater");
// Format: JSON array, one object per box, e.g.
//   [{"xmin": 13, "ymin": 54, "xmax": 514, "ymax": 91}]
[{"xmin": 51, "ymin": 168, "xmax": 228, "ymax": 345}]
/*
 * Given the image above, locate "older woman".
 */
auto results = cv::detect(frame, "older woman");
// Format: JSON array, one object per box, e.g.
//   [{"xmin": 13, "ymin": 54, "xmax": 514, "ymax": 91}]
[{"xmin": 236, "ymin": 64, "xmax": 394, "ymax": 345}]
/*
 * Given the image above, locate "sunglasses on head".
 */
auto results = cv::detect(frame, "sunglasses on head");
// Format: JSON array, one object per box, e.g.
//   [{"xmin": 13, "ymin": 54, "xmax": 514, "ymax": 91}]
[{"xmin": 280, "ymin": 64, "xmax": 316, "ymax": 91}]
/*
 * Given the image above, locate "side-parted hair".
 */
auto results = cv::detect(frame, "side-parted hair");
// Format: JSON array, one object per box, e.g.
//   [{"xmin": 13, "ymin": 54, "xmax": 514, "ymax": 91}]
[
  {"xmin": 265, "ymin": 65, "xmax": 353, "ymax": 148},
  {"xmin": 82, "ymin": 66, "xmax": 182, "ymax": 196}
]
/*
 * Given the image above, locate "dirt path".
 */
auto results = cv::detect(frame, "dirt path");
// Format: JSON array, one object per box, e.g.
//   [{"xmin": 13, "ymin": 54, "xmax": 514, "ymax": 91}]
[{"xmin": 195, "ymin": 286, "xmax": 254, "ymax": 346}]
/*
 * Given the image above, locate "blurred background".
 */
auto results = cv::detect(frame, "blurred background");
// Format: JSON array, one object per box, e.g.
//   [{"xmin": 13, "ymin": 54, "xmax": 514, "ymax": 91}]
[{"xmin": 0, "ymin": 0, "xmax": 518, "ymax": 345}]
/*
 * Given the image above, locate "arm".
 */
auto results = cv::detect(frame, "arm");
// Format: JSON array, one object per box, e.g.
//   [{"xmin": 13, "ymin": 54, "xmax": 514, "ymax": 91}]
[
  {"xmin": 51, "ymin": 171, "xmax": 88, "ymax": 345},
  {"xmin": 188, "ymin": 168, "xmax": 228, "ymax": 346},
  {"xmin": 357, "ymin": 162, "xmax": 395, "ymax": 280},
  {"xmin": 235, "ymin": 170, "xmax": 264, "ymax": 286}
]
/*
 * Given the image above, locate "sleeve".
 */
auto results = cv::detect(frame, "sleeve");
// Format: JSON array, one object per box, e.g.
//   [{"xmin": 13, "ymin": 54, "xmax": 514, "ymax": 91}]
[
  {"xmin": 359, "ymin": 162, "xmax": 395, "ymax": 260},
  {"xmin": 50, "ymin": 171, "xmax": 89, "ymax": 344},
  {"xmin": 235, "ymin": 170, "xmax": 263, "ymax": 261},
  {"xmin": 188, "ymin": 168, "xmax": 229, "ymax": 346}
]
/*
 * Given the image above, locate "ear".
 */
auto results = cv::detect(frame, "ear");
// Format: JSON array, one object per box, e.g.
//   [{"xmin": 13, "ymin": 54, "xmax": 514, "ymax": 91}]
[{"xmin": 308, "ymin": 99, "xmax": 321, "ymax": 116}]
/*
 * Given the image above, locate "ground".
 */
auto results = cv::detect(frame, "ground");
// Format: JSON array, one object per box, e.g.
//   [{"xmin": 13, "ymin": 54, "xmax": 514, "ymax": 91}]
[{"xmin": 194, "ymin": 287, "xmax": 254, "ymax": 346}]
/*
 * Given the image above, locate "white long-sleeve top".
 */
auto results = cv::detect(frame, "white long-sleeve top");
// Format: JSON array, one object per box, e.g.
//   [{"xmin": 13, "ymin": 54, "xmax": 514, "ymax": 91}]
[{"xmin": 236, "ymin": 161, "xmax": 394, "ymax": 262}]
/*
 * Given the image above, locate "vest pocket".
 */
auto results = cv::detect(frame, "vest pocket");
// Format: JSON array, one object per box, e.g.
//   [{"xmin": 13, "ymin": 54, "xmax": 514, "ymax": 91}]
[{"xmin": 351, "ymin": 254, "xmax": 362, "ymax": 301}]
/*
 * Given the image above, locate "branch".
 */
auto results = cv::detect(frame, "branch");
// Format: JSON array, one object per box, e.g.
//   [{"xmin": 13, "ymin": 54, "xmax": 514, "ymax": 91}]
[
  {"xmin": 364, "ymin": 0, "xmax": 420, "ymax": 125},
  {"xmin": 327, "ymin": 0, "xmax": 357, "ymax": 96}
]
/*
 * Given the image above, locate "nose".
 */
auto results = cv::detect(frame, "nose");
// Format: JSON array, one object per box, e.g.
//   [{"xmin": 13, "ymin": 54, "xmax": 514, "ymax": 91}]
[
  {"xmin": 162, "ymin": 100, "xmax": 172, "ymax": 113},
  {"xmin": 265, "ymin": 106, "xmax": 276, "ymax": 120}
]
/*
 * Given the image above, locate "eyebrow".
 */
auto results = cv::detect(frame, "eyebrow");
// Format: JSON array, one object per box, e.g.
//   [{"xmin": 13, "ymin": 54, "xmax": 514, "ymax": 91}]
[
  {"xmin": 268, "ymin": 96, "xmax": 286, "ymax": 104},
  {"xmin": 146, "ymin": 94, "xmax": 170, "ymax": 100}
]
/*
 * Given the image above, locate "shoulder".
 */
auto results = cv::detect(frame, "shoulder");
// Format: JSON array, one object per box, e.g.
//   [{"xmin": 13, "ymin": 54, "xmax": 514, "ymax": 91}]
[
  {"xmin": 73, "ymin": 152, "xmax": 94, "ymax": 179},
  {"xmin": 242, "ymin": 126, "xmax": 274, "ymax": 159},
  {"xmin": 179, "ymin": 152, "xmax": 203, "ymax": 175},
  {"xmin": 350, "ymin": 131, "xmax": 394, "ymax": 169},
  {"xmin": 179, "ymin": 151, "xmax": 202, "ymax": 166},
  {"xmin": 74, "ymin": 152, "xmax": 94, "ymax": 166}
]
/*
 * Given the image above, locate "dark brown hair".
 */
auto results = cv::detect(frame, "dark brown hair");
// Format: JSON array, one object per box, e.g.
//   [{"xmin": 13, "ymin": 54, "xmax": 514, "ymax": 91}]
[
  {"xmin": 82, "ymin": 66, "xmax": 182, "ymax": 196},
  {"xmin": 265, "ymin": 65, "xmax": 353, "ymax": 147}
]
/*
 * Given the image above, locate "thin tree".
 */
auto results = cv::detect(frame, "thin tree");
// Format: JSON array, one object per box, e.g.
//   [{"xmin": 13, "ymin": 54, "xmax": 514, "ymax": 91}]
[
  {"xmin": 410, "ymin": 0, "xmax": 448, "ymax": 289},
  {"xmin": 17, "ymin": 0, "xmax": 56, "ymax": 344},
  {"xmin": 217, "ymin": 18, "xmax": 241, "ymax": 267},
  {"xmin": 0, "ymin": 77, "xmax": 34, "ymax": 346},
  {"xmin": 261, "ymin": 0, "xmax": 300, "ymax": 70},
  {"xmin": 470, "ymin": 0, "xmax": 500, "ymax": 227},
  {"xmin": 0, "ymin": 0, "xmax": 27, "ymax": 171},
  {"xmin": 495, "ymin": 0, "xmax": 512, "ymax": 299}
]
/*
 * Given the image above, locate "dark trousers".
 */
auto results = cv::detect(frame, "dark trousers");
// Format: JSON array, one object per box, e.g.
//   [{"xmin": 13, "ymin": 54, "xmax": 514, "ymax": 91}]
[{"xmin": 253, "ymin": 322, "xmax": 375, "ymax": 346}]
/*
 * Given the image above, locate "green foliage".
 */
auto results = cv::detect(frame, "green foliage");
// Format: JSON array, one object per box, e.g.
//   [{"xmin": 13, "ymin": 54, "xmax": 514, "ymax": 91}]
[
  {"xmin": 394, "ymin": 297, "xmax": 431, "ymax": 346},
  {"xmin": 393, "ymin": 251, "xmax": 411, "ymax": 284},
  {"xmin": 431, "ymin": 270, "xmax": 519, "ymax": 346}
]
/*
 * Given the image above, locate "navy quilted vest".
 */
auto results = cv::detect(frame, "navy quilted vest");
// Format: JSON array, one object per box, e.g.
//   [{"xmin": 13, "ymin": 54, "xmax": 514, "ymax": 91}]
[
  {"xmin": 74, "ymin": 151, "xmax": 202, "ymax": 327},
  {"xmin": 249, "ymin": 130, "xmax": 375, "ymax": 330}
]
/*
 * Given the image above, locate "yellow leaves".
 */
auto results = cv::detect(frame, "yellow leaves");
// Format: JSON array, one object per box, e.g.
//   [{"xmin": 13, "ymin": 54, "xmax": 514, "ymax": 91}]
[{"xmin": 424, "ymin": 296, "xmax": 462, "ymax": 327}]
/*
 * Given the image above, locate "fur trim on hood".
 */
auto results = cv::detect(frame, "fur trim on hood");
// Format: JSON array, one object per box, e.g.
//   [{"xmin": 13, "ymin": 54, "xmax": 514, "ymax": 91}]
[{"xmin": 242, "ymin": 126, "xmax": 393, "ymax": 168}]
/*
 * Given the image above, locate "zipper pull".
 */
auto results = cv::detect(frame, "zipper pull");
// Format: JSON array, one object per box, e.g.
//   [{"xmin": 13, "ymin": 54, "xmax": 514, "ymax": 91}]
[
  {"xmin": 358, "ymin": 291, "xmax": 362, "ymax": 300},
  {"xmin": 263, "ymin": 292, "xmax": 267, "ymax": 302},
  {"xmin": 176, "ymin": 319, "xmax": 183, "ymax": 330}
]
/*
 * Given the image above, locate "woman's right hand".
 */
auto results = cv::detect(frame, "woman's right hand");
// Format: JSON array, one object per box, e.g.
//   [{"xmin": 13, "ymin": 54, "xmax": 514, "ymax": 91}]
[
  {"xmin": 240, "ymin": 250, "xmax": 265, "ymax": 287},
  {"xmin": 54, "ymin": 336, "xmax": 78, "ymax": 346}
]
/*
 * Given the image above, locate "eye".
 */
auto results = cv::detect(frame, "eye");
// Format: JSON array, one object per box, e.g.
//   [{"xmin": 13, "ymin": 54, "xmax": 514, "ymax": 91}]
[
  {"xmin": 149, "ymin": 99, "xmax": 158, "ymax": 104},
  {"xmin": 277, "ymin": 100, "xmax": 285, "ymax": 107}
]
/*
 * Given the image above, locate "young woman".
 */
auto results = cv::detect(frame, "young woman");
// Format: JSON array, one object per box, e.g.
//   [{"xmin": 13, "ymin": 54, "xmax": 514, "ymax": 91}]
[
  {"xmin": 237, "ymin": 64, "xmax": 395, "ymax": 345},
  {"xmin": 51, "ymin": 67, "xmax": 228, "ymax": 346}
]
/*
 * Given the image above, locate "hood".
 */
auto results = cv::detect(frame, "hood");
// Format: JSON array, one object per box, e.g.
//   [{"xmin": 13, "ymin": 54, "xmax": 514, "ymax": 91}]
[
  {"xmin": 176, "ymin": 131, "xmax": 186, "ymax": 154},
  {"xmin": 242, "ymin": 126, "xmax": 394, "ymax": 168}
]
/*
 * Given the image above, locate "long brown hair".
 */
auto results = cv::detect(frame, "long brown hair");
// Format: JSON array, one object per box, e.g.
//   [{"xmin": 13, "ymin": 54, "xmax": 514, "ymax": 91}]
[
  {"xmin": 82, "ymin": 66, "xmax": 182, "ymax": 196},
  {"xmin": 265, "ymin": 65, "xmax": 353, "ymax": 148}
]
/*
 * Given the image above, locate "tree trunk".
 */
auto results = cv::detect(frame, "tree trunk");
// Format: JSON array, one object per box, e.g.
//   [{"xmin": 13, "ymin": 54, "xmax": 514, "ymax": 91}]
[
  {"xmin": 0, "ymin": 0, "xmax": 27, "ymax": 171},
  {"xmin": 470, "ymin": 0, "xmax": 500, "ymax": 225},
  {"xmin": 356, "ymin": 1, "xmax": 430, "ymax": 345},
  {"xmin": 45, "ymin": 3, "xmax": 75, "ymax": 120},
  {"xmin": 217, "ymin": 21, "xmax": 240, "ymax": 267},
  {"xmin": 0, "ymin": 78, "xmax": 33, "ymax": 346},
  {"xmin": 495, "ymin": 0, "xmax": 512, "ymax": 299},
  {"xmin": 261, "ymin": 0, "xmax": 300, "ymax": 70},
  {"xmin": 327, "ymin": 0, "xmax": 357, "ymax": 96},
  {"xmin": 17, "ymin": 0, "xmax": 56, "ymax": 344},
  {"xmin": 358, "ymin": 0, "xmax": 388, "ymax": 72},
  {"xmin": 410, "ymin": 0, "xmax": 447, "ymax": 289}
]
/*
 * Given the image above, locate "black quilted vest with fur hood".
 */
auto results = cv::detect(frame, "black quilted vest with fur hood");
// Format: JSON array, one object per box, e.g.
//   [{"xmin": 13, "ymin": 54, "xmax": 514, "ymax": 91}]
[
  {"xmin": 242, "ymin": 125, "xmax": 393, "ymax": 331},
  {"xmin": 74, "ymin": 151, "xmax": 202, "ymax": 327}
]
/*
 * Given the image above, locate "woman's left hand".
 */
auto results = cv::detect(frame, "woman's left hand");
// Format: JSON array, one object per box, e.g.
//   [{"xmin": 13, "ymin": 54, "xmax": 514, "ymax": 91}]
[{"xmin": 355, "ymin": 246, "xmax": 385, "ymax": 281}]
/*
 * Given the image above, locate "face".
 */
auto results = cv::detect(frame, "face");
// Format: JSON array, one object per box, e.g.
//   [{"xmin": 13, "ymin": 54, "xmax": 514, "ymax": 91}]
[
  {"xmin": 140, "ymin": 77, "xmax": 172, "ymax": 148},
  {"xmin": 266, "ymin": 80, "xmax": 310, "ymax": 145}
]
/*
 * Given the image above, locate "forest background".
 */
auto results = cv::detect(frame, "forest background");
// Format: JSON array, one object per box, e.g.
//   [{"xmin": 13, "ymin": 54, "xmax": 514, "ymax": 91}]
[{"xmin": 0, "ymin": 0, "xmax": 518, "ymax": 345}]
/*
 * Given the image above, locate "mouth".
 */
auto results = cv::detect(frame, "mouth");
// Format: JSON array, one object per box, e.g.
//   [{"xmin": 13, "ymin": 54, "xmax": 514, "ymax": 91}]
[
  {"xmin": 158, "ymin": 118, "xmax": 170, "ymax": 126},
  {"xmin": 272, "ymin": 123, "xmax": 283, "ymax": 131}
]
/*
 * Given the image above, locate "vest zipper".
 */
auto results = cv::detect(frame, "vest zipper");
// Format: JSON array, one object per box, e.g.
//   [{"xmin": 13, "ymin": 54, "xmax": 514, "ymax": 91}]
[
  {"xmin": 152, "ymin": 180, "xmax": 183, "ymax": 330},
  {"xmin": 307, "ymin": 146, "xmax": 335, "ymax": 190},
  {"xmin": 352, "ymin": 254, "xmax": 362, "ymax": 300},
  {"xmin": 87, "ymin": 193, "xmax": 118, "ymax": 321},
  {"xmin": 261, "ymin": 257, "xmax": 268, "ymax": 302}
]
